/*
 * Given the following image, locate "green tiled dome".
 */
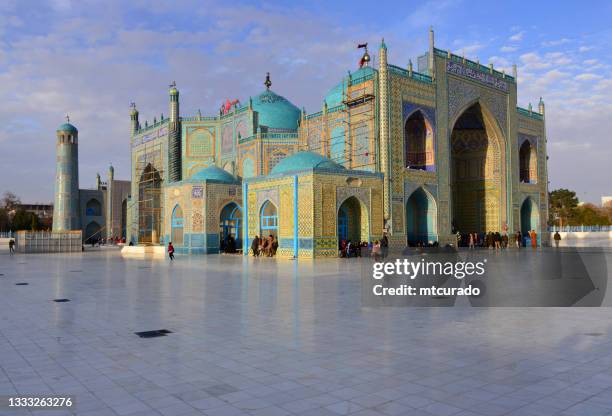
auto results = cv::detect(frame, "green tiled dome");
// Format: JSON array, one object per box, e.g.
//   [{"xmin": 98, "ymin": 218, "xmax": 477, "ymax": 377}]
[
  {"xmin": 191, "ymin": 165, "xmax": 238, "ymax": 183},
  {"xmin": 271, "ymin": 151, "xmax": 345, "ymax": 175},
  {"xmin": 57, "ymin": 123, "xmax": 78, "ymax": 133},
  {"xmin": 252, "ymin": 89, "xmax": 300, "ymax": 131}
]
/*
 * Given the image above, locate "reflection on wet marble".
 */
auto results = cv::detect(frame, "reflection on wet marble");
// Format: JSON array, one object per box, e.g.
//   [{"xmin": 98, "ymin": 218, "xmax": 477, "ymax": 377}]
[{"xmin": 0, "ymin": 249, "xmax": 612, "ymax": 416}]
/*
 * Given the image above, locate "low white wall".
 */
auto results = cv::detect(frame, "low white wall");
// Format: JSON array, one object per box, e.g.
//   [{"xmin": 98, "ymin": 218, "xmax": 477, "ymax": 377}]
[{"xmin": 550, "ymin": 231, "xmax": 612, "ymax": 247}]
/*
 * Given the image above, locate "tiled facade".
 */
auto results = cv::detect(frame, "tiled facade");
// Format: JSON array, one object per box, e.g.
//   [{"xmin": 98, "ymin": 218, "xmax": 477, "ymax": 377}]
[{"xmin": 127, "ymin": 30, "xmax": 549, "ymax": 255}]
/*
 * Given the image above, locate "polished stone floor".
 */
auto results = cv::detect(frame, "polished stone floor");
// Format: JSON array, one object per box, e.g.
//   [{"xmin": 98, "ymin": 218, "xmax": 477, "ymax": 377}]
[{"xmin": 1, "ymin": 249, "xmax": 612, "ymax": 416}]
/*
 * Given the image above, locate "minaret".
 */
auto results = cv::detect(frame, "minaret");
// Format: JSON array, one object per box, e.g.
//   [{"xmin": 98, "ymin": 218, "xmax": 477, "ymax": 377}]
[
  {"xmin": 52, "ymin": 116, "xmax": 80, "ymax": 231},
  {"xmin": 106, "ymin": 164, "xmax": 114, "ymax": 238},
  {"xmin": 130, "ymin": 102, "xmax": 139, "ymax": 136},
  {"xmin": 378, "ymin": 38, "xmax": 391, "ymax": 228},
  {"xmin": 538, "ymin": 97, "xmax": 545, "ymax": 117},
  {"xmin": 168, "ymin": 81, "xmax": 181, "ymax": 182},
  {"xmin": 428, "ymin": 27, "xmax": 435, "ymax": 78}
]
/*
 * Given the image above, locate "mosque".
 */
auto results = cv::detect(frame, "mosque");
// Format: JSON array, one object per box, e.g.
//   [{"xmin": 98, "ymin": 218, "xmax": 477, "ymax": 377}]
[{"xmin": 125, "ymin": 29, "xmax": 549, "ymax": 257}]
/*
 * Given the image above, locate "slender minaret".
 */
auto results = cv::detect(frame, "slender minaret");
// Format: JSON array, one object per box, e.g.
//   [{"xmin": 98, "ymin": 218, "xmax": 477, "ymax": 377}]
[
  {"xmin": 52, "ymin": 116, "xmax": 80, "ymax": 231},
  {"xmin": 106, "ymin": 164, "xmax": 114, "ymax": 238},
  {"xmin": 428, "ymin": 26, "xmax": 435, "ymax": 78},
  {"xmin": 538, "ymin": 96, "xmax": 545, "ymax": 116},
  {"xmin": 378, "ymin": 38, "xmax": 391, "ymax": 227},
  {"xmin": 130, "ymin": 102, "xmax": 139, "ymax": 136},
  {"xmin": 168, "ymin": 81, "xmax": 181, "ymax": 182}
]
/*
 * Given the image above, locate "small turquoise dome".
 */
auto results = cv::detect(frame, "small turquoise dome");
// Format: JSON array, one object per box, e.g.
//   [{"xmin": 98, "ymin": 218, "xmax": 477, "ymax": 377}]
[
  {"xmin": 324, "ymin": 66, "xmax": 375, "ymax": 107},
  {"xmin": 191, "ymin": 165, "xmax": 237, "ymax": 183},
  {"xmin": 271, "ymin": 151, "xmax": 345, "ymax": 175},
  {"xmin": 252, "ymin": 89, "xmax": 300, "ymax": 130},
  {"xmin": 57, "ymin": 123, "xmax": 78, "ymax": 133}
]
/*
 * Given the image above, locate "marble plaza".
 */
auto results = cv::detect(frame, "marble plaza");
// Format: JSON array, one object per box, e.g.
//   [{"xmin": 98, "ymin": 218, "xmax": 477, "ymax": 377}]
[{"xmin": 1, "ymin": 249, "xmax": 612, "ymax": 416}]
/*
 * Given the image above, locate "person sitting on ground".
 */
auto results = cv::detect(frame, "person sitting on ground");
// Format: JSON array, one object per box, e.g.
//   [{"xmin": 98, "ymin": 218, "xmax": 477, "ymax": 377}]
[{"xmin": 271, "ymin": 236, "xmax": 278, "ymax": 256}]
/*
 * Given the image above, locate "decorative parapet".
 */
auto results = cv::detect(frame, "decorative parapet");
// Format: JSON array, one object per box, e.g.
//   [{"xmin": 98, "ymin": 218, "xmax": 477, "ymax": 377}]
[
  {"xmin": 388, "ymin": 64, "xmax": 433, "ymax": 84},
  {"xmin": 181, "ymin": 115, "xmax": 217, "ymax": 122},
  {"xmin": 517, "ymin": 106, "xmax": 544, "ymax": 121},
  {"xmin": 305, "ymin": 111, "xmax": 323, "ymax": 120},
  {"xmin": 434, "ymin": 47, "xmax": 515, "ymax": 83},
  {"xmin": 135, "ymin": 118, "xmax": 169, "ymax": 135},
  {"xmin": 238, "ymin": 132, "xmax": 299, "ymax": 145}
]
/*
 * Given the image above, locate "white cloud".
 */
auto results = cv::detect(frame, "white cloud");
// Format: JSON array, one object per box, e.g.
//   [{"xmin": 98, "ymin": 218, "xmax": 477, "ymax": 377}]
[
  {"xmin": 500, "ymin": 45, "xmax": 517, "ymax": 53},
  {"xmin": 509, "ymin": 31, "xmax": 524, "ymax": 42},
  {"xmin": 579, "ymin": 46, "xmax": 594, "ymax": 52},
  {"xmin": 575, "ymin": 73, "xmax": 603, "ymax": 81},
  {"xmin": 542, "ymin": 38, "xmax": 570, "ymax": 47}
]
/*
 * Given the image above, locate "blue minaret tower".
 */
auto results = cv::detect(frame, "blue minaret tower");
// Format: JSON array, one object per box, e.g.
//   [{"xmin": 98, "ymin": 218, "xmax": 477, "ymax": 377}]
[{"xmin": 52, "ymin": 116, "xmax": 80, "ymax": 231}]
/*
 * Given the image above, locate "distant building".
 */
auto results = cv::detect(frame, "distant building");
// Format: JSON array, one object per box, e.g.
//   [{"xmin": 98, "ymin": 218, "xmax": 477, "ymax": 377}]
[
  {"xmin": 52, "ymin": 120, "xmax": 131, "ymax": 242},
  {"xmin": 12, "ymin": 204, "xmax": 54, "ymax": 228},
  {"xmin": 602, "ymin": 196, "xmax": 612, "ymax": 207}
]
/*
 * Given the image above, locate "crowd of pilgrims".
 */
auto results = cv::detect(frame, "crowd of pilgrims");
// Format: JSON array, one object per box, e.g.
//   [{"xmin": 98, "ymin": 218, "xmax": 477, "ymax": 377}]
[
  {"xmin": 250, "ymin": 234, "xmax": 279, "ymax": 257},
  {"xmin": 457, "ymin": 229, "xmax": 539, "ymax": 249}
]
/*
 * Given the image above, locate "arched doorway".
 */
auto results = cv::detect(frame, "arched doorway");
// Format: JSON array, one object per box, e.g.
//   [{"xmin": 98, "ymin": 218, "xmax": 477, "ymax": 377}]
[
  {"xmin": 85, "ymin": 199, "xmax": 102, "ymax": 216},
  {"xmin": 260, "ymin": 200, "xmax": 278, "ymax": 238},
  {"xmin": 451, "ymin": 102, "xmax": 505, "ymax": 234},
  {"xmin": 171, "ymin": 205, "xmax": 184, "ymax": 246},
  {"xmin": 519, "ymin": 140, "xmax": 537, "ymax": 183},
  {"xmin": 138, "ymin": 164, "xmax": 162, "ymax": 244},
  {"xmin": 405, "ymin": 111, "xmax": 434, "ymax": 170},
  {"xmin": 520, "ymin": 197, "xmax": 539, "ymax": 236},
  {"xmin": 85, "ymin": 221, "xmax": 101, "ymax": 242},
  {"xmin": 220, "ymin": 202, "xmax": 242, "ymax": 250},
  {"xmin": 406, "ymin": 188, "xmax": 437, "ymax": 246},
  {"xmin": 337, "ymin": 196, "xmax": 367, "ymax": 244}
]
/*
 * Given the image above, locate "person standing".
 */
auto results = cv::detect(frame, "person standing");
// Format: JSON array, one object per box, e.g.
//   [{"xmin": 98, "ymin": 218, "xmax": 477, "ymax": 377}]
[
  {"xmin": 381, "ymin": 234, "xmax": 389, "ymax": 258},
  {"xmin": 168, "ymin": 242, "xmax": 175, "ymax": 261},
  {"xmin": 8, "ymin": 238, "xmax": 15, "ymax": 255},
  {"xmin": 553, "ymin": 231, "xmax": 561, "ymax": 248},
  {"xmin": 516, "ymin": 231, "xmax": 522, "ymax": 248},
  {"xmin": 530, "ymin": 230, "xmax": 538, "ymax": 249},
  {"xmin": 468, "ymin": 233, "xmax": 475, "ymax": 249},
  {"xmin": 251, "ymin": 235, "xmax": 260, "ymax": 256}
]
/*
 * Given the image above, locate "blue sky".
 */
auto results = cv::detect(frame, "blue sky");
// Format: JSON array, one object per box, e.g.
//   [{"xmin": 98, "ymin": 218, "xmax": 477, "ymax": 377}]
[{"xmin": 1, "ymin": 0, "xmax": 611, "ymax": 204}]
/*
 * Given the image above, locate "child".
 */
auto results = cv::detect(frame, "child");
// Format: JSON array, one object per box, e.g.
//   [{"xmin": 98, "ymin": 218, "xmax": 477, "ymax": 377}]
[{"xmin": 168, "ymin": 242, "xmax": 175, "ymax": 261}]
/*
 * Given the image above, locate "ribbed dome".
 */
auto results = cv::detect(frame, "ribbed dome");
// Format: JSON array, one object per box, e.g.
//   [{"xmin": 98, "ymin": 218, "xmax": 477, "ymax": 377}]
[
  {"xmin": 252, "ymin": 89, "xmax": 300, "ymax": 131},
  {"xmin": 191, "ymin": 165, "xmax": 238, "ymax": 183},
  {"xmin": 57, "ymin": 123, "xmax": 78, "ymax": 133},
  {"xmin": 271, "ymin": 151, "xmax": 345, "ymax": 175},
  {"xmin": 324, "ymin": 66, "xmax": 375, "ymax": 107}
]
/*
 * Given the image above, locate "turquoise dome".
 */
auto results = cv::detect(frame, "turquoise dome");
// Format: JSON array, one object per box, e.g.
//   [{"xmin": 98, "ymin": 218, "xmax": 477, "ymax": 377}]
[
  {"xmin": 324, "ymin": 66, "xmax": 375, "ymax": 107},
  {"xmin": 271, "ymin": 151, "xmax": 345, "ymax": 175},
  {"xmin": 252, "ymin": 89, "xmax": 300, "ymax": 130},
  {"xmin": 57, "ymin": 123, "xmax": 78, "ymax": 133},
  {"xmin": 191, "ymin": 165, "xmax": 237, "ymax": 183}
]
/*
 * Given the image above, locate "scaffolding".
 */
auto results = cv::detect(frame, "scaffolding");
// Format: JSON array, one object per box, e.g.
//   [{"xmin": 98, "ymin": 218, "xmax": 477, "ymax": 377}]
[
  {"xmin": 299, "ymin": 71, "xmax": 377, "ymax": 172},
  {"xmin": 132, "ymin": 141, "xmax": 164, "ymax": 245}
]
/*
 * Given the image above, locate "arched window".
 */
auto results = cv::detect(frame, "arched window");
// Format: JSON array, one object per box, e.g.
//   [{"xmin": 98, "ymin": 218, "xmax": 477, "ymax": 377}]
[
  {"xmin": 330, "ymin": 126, "xmax": 346, "ymax": 165},
  {"xmin": 171, "ymin": 205, "xmax": 184, "ymax": 246},
  {"xmin": 519, "ymin": 140, "xmax": 537, "ymax": 183},
  {"xmin": 242, "ymin": 157, "xmax": 254, "ymax": 178},
  {"xmin": 85, "ymin": 199, "xmax": 102, "ymax": 216},
  {"xmin": 405, "ymin": 111, "xmax": 434, "ymax": 171},
  {"xmin": 260, "ymin": 200, "xmax": 278, "ymax": 237}
]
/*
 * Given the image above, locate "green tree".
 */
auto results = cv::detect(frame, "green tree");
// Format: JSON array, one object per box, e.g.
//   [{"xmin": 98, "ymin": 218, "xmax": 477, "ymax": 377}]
[
  {"xmin": 11, "ymin": 209, "xmax": 40, "ymax": 231},
  {"xmin": 571, "ymin": 204, "xmax": 610, "ymax": 226},
  {"xmin": 549, "ymin": 188, "xmax": 579, "ymax": 226},
  {"xmin": 0, "ymin": 208, "xmax": 9, "ymax": 231}
]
